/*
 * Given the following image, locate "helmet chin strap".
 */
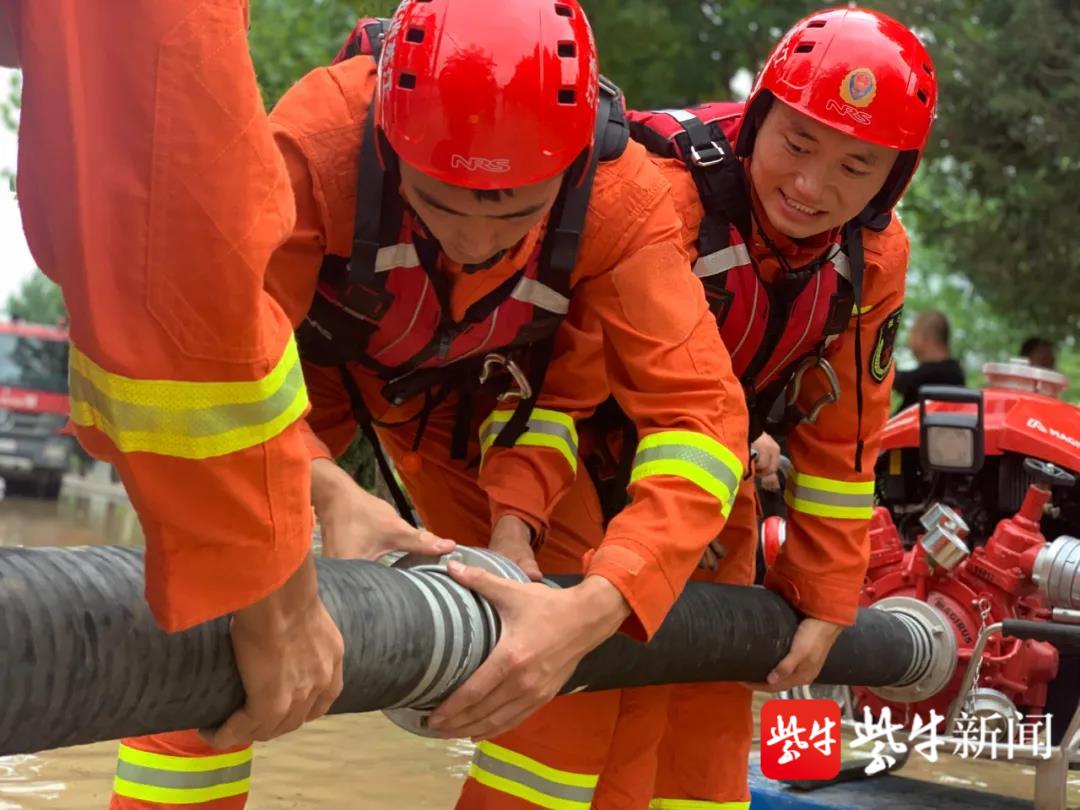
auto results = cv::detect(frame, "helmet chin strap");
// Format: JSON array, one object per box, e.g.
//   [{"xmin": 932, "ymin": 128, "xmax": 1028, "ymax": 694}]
[{"xmin": 462, "ymin": 251, "xmax": 507, "ymax": 274}]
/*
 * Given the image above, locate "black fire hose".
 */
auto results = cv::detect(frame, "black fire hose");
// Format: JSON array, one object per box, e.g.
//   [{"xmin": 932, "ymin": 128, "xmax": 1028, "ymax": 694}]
[{"xmin": 0, "ymin": 546, "xmax": 939, "ymax": 755}]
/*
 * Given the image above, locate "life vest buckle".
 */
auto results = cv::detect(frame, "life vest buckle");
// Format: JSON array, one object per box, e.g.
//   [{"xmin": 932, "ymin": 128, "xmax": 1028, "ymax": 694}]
[
  {"xmin": 479, "ymin": 353, "xmax": 533, "ymax": 403},
  {"xmin": 690, "ymin": 140, "xmax": 727, "ymax": 168},
  {"xmin": 786, "ymin": 355, "xmax": 841, "ymax": 425}
]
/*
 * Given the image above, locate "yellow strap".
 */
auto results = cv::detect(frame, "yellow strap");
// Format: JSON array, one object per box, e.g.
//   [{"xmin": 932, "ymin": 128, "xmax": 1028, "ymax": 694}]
[
  {"xmin": 113, "ymin": 776, "xmax": 250, "ymax": 805},
  {"xmin": 117, "ymin": 743, "xmax": 252, "ymax": 773},
  {"xmin": 68, "ymin": 335, "xmax": 308, "ymax": 460}
]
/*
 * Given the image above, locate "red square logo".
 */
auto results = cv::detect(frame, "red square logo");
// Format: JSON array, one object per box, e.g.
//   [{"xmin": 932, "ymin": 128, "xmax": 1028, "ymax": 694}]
[{"xmin": 760, "ymin": 699, "xmax": 841, "ymax": 781}]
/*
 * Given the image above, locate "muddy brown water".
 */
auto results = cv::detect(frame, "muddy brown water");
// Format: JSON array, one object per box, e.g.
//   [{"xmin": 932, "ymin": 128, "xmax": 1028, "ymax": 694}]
[{"xmin": 1, "ymin": 486, "xmax": 1077, "ymax": 808}]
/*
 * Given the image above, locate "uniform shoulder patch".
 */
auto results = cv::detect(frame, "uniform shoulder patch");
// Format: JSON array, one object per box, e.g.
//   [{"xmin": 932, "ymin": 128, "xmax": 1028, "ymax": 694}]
[{"xmin": 870, "ymin": 306, "xmax": 903, "ymax": 383}]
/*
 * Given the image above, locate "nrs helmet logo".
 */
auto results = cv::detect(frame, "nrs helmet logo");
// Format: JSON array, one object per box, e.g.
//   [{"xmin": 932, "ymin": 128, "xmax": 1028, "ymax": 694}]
[
  {"xmin": 825, "ymin": 99, "xmax": 873, "ymax": 126},
  {"xmin": 450, "ymin": 154, "xmax": 511, "ymax": 173},
  {"xmin": 840, "ymin": 68, "xmax": 877, "ymax": 108}
]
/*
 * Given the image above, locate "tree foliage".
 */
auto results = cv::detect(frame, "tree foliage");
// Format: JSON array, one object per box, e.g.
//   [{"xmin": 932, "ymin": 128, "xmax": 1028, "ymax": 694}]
[
  {"xmin": 249, "ymin": 0, "xmax": 396, "ymax": 108},
  {"xmin": 4, "ymin": 273, "xmax": 65, "ymax": 324}
]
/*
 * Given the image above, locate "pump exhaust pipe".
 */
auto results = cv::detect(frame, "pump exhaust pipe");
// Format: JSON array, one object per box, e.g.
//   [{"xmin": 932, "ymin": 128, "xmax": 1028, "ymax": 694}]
[{"xmin": 0, "ymin": 546, "xmax": 953, "ymax": 754}]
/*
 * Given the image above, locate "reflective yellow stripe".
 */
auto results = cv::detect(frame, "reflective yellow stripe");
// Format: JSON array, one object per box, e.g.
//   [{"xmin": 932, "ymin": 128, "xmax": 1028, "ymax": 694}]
[
  {"xmin": 630, "ymin": 431, "xmax": 743, "ymax": 517},
  {"xmin": 113, "ymin": 776, "xmax": 251, "ymax": 805},
  {"xmin": 650, "ymin": 800, "xmax": 750, "ymax": 809},
  {"xmin": 479, "ymin": 408, "xmax": 578, "ymax": 471},
  {"xmin": 113, "ymin": 744, "xmax": 253, "ymax": 805},
  {"xmin": 785, "ymin": 469, "xmax": 875, "ymax": 520},
  {"xmin": 68, "ymin": 335, "xmax": 308, "ymax": 460},
  {"xmin": 468, "ymin": 741, "xmax": 597, "ymax": 810},
  {"xmin": 117, "ymin": 744, "xmax": 253, "ymax": 772},
  {"xmin": 476, "ymin": 742, "xmax": 598, "ymax": 788}
]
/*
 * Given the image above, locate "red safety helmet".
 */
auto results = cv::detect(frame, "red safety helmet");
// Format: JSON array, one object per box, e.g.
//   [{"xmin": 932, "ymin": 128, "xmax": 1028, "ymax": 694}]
[
  {"xmin": 374, "ymin": 0, "xmax": 601, "ymax": 190},
  {"xmin": 736, "ymin": 7, "xmax": 938, "ymax": 215}
]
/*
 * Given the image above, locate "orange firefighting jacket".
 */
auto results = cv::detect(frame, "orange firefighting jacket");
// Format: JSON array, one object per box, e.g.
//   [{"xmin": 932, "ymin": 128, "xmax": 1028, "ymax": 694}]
[{"xmin": 660, "ymin": 156, "xmax": 908, "ymax": 626}]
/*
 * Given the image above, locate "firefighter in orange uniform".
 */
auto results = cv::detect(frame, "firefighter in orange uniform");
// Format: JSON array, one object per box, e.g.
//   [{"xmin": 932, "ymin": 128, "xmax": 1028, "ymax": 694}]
[
  {"xmin": 80, "ymin": 0, "xmax": 747, "ymax": 806},
  {"xmin": 1, "ymin": 3, "xmax": 446, "ymax": 808},
  {"xmin": 571, "ymin": 8, "xmax": 938, "ymax": 807}
]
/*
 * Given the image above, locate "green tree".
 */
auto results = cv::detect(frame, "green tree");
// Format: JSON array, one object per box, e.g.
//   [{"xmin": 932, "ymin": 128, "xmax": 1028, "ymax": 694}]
[
  {"xmin": 876, "ymin": 0, "xmax": 1080, "ymax": 340},
  {"xmin": 248, "ymin": 0, "xmax": 396, "ymax": 108},
  {"xmin": 4, "ymin": 273, "xmax": 66, "ymax": 324}
]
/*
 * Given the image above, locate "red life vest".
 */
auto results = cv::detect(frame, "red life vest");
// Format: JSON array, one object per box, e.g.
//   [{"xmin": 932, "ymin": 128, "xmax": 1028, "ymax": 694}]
[
  {"xmin": 626, "ymin": 103, "xmax": 857, "ymax": 398},
  {"xmin": 580, "ymin": 102, "xmax": 882, "ymax": 525}
]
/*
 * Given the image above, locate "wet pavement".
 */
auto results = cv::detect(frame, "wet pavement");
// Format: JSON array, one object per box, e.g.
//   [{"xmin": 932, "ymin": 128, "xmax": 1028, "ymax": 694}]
[{"xmin": 0, "ymin": 484, "xmax": 1077, "ymax": 808}]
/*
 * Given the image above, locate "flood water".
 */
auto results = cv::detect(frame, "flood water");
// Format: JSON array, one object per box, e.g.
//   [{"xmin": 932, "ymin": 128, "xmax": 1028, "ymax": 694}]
[{"xmin": 1, "ymin": 482, "xmax": 1077, "ymax": 808}]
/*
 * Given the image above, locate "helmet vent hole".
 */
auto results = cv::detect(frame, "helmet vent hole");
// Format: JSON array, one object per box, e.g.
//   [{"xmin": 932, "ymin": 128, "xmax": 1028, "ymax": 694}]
[
  {"xmin": 554, "ymin": 3, "xmax": 573, "ymax": 17},
  {"xmin": 405, "ymin": 27, "xmax": 425, "ymax": 44},
  {"xmin": 923, "ymin": 63, "xmax": 934, "ymax": 76},
  {"xmin": 795, "ymin": 43, "xmax": 815, "ymax": 54},
  {"xmin": 557, "ymin": 88, "xmax": 576, "ymax": 104},
  {"xmin": 917, "ymin": 89, "xmax": 929, "ymax": 105},
  {"xmin": 558, "ymin": 41, "xmax": 576, "ymax": 58},
  {"xmin": 398, "ymin": 73, "xmax": 417, "ymax": 90},
  {"xmin": 808, "ymin": 20, "xmax": 827, "ymax": 28}
]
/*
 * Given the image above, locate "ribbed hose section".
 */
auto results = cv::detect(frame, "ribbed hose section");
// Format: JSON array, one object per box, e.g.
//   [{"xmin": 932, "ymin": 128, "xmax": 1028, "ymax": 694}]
[
  {"xmin": 2, "ymin": 547, "xmax": 920, "ymax": 755},
  {"xmin": 555, "ymin": 576, "xmax": 918, "ymax": 692},
  {"xmin": 0, "ymin": 547, "xmax": 446, "ymax": 753}
]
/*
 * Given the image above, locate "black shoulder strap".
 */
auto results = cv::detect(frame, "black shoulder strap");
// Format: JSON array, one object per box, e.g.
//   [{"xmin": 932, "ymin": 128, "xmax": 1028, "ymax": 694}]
[
  {"xmin": 491, "ymin": 79, "xmax": 628, "ymax": 450},
  {"xmin": 544, "ymin": 77, "xmax": 629, "ymax": 283},
  {"xmin": 337, "ymin": 366, "xmax": 418, "ymax": 526}
]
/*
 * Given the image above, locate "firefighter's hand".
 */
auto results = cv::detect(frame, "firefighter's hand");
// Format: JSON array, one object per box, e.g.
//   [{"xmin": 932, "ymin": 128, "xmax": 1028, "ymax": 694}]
[
  {"xmin": 203, "ymin": 554, "xmax": 344, "ymax": 749},
  {"xmin": 311, "ymin": 458, "xmax": 454, "ymax": 561},
  {"xmin": 427, "ymin": 564, "xmax": 630, "ymax": 741},
  {"xmin": 752, "ymin": 433, "xmax": 782, "ymax": 479},
  {"xmin": 753, "ymin": 618, "xmax": 845, "ymax": 693},
  {"xmin": 489, "ymin": 514, "xmax": 542, "ymax": 581}
]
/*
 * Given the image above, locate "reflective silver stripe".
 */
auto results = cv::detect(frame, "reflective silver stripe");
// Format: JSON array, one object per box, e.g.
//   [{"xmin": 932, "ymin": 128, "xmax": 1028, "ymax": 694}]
[
  {"xmin": 68, "ymin": 360, "xmax": 305, "ymax": 441},
  {"xmin": 68, "ymin": 337, "xmax": 308, "ymax": 460},
  {"xmin": 115, "ymin": 761, "xmax": 252, "ymax": 790},
  {"xmin": 472, "ymin": 749, "xmax": 596, "ymax": 806},
  {"xmin": 785, "ymin": 470, "xmax": 875, "ymax": 520},
  {"xmin": 510, "ymin": 277, "xmax": 570, "ymax": 314},
  {"xmin": 634, "ymin": 445, "xmax": 740, "ymax": 505},
  {"xmin": 656, "ymin": 108, "xmax": 699, "ymax": 123},
  {"xmin": 692, "ymin": 243, "xmax": 752, "ymax": 278},
  {"xmin": 832, "ymin": 249, "xmax": 851, "ymax": 281},
  {"xmin": 375, "ymin": 243, "xmax": 420, "ymax": 273},
  {"xmin": 479, "ymin": 417, "xmax": 575, "ymax": 450},
  {"xmin": 788, "ymin": 483, "xmax": 873, "ymax": 509}
]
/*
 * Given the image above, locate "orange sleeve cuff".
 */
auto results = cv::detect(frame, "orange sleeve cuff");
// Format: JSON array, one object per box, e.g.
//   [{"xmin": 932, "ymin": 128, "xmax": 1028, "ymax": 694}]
[
  {"xmin": 489, "ymin": 504, "xmax": 545, "ymax": 542},
  {"xmin": 583, "ymin": 540, "xmax": 677, "ymax": 642},
  {"xmin": 480, "ymin": 447, "xmax": 574, "ymax": 534},
  {"xmin": 764, "ymin": 564, "xmax": 863, "ymax": 627},
  {"xmin": 301, "ymin": 419, "xmax": 334, "ymax": 462}
]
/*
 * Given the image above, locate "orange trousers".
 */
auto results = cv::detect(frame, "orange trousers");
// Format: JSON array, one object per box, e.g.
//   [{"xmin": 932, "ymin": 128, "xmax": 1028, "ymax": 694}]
[{"xmin": 115, "ymin": 401, "xmax": 758, "ymax": 808}]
